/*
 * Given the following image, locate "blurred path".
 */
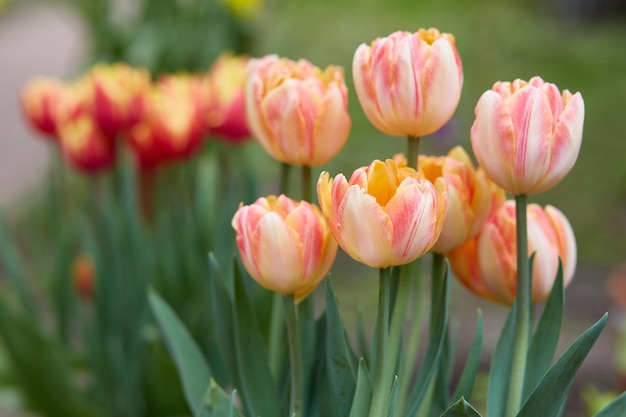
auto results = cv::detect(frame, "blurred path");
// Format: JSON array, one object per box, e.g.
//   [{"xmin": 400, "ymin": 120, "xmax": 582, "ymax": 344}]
[{"xmin": 0, "ymin": 3, "xmax": 85, "ymax": 208}]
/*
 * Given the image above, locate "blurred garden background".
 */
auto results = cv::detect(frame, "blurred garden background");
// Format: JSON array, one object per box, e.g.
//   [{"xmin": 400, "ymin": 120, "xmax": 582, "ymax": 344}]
[{"xmin": 1, "ymin": 0, "xmax": 626, "ymax": 415}]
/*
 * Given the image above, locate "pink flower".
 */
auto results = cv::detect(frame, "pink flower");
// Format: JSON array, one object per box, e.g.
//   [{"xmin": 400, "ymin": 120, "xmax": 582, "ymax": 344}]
[
  {"xmin": 449, "ymin": 201, "xmax": 577, "ymax": 305},
  {"xmin": 317, "ymin": 159, "xmax": 447, "ymax": 268},
  {"xmin": 471, "ymin": 76, "xmax": 584, "ymax": 195},
  {"xmin": 245, "ymin": 55, "xmax": 351, "ymax": 166},
  {"xmin": 232, "ymin": 195, "xmax": 337, "ymax": 301},
  {"xmin": 352, "ymin": 29, "xmax": 463, "ymax": 138}
]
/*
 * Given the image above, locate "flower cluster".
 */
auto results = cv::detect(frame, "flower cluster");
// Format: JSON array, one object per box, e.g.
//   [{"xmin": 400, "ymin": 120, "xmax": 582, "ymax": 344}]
[{"xmin": 21, "ymin": 52, "xmax": 251, "ymax": 173}]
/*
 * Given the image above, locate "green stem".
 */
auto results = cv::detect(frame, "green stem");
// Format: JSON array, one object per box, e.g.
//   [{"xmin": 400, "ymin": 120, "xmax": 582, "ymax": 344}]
[
  {"xmin": 407, "ymin": 136, "xmax": 421, "ymax": 170},
  {"xmin": 369, "ymin": 268, "xmax": 391, "ymax": 417},
  {"xmin": 280, "ymin": 162, "xmax": 291, "ymax": 196},
  {"xmin": 430, "ymin": 253, "xmax": 445, "ymax": 338},
  {"xmin": 268, "ymin": 293, "xmax": 284, "ymax": 380},
  {"xmin": 302, "ymin": 165, "xmax": 312, "ymax": 203},
  {"xmin": 505, "ymin": 194, "xmax": 530, "ymax": 417},
  {"xmin": 284, "ymin": 295, "xmax": 303, "ymax": 417}
]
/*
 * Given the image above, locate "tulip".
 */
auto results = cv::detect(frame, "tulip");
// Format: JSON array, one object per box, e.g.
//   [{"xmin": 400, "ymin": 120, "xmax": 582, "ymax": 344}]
[
  {"xmin": 418, "ymin": 146, "xmax": 493, "ymax": 254},
  {"xmin": 352, "ymin": 28, "xmax": 463, "ymax": 138},
  {"xmin": 205, "ymin": 52, "xmax": 250, "ymax": 142},
  {"xmin": 449, "ymin": 201, "xmax": 576, "ymax": 305},
  {"xmin": 128, "ymin": 74, "xmax": 205, "ymax": 169},
  {"xmin": 20, "ymin": 76, "xmax": 66, "ymax": 138},
  {"xmin": 317, "ymin": 158, "xmax": 447, "ymax": 268},
  {"xmin": 73, "ymin": 254, "xmax": 96, "ymax": 302},
  {"xmin": 245, "ymin": 55, "xmax": 351, "ymax": 166},
  {"xmin": 232, "ymin": 195, "xmax": 337, "ymax": 301},
  {"xmin": 471, "ymin": 76, "xmax": 584, "ymax": 195},
  {"xmin": 87, "ymin": 63, "xmax": 151, "ymax": 136},
  {"xmin": 58, "ymin": 115, "xmax": 116, "ymax": 173}
]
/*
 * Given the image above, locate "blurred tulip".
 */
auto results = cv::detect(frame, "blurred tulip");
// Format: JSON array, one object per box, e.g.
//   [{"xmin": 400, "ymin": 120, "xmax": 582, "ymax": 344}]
[
  {"xmin": 87, "ymin": 63, "xmax": 151, "ymax": 136},
  {"xmin": 232, "ymin": 195, "xmax": 337, "ymax": 301},
  {"xmin": 449, "ymin": 201, "xmax": 577, "ymax": 305},
  {"xmin": 222, "ymin": 0, "xmax": 263, "ymax": 20},
  {"xmin": 205, "ymin": 52, "xmax": 250, "ymax": 142},
  {"xmin": 471, "ymin": 76, "xmax": 584, "ymax": 196},
  {"xmin": 58, "ymin": 116, "xmax": 116, "ymax": 173},
  {"xmin": 20, "ymin": 76, "xmax": 66, "ymax": 138},
  {"xmin": 129, "ymin": 74, "xmax": 205, "ymax": 169},
  {"xmin": 73, "ymin": 254, "xmax": 96, "ymax": 302},
  {"xmin": 317, "ymin": 159, "xmax": 447, "ymax": 268},
  {"xmin": 418, "ymin": 146, "xmax": 493, "ymax": 254},
  {"xmin": 353, "ymin": 28, "xmax": 463, "ymax": 138},
  {"xmin": 245, "ymin": 55, "xmax": 351, "ymax": 166}
]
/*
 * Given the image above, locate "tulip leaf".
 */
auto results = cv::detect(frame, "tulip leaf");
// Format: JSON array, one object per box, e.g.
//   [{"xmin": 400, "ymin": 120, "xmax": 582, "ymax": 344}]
[
  {"xmin": 201, "ymin": 379, "xmax": 245, "ymax": 417},
  {"xmin": 594, "ymin": 390, "xmax": 626, "ymax": 417},
  {"xmin": 356, "ymin": 309, "xmax": 371, "ymax": 364},
  {"xmin": 350, "ymin": 358, "xmax": 373, "ymax": 417},
  {"xmin": 325, "ymin": 279, "xmax": 357, "ymax": 416},
  {"xmin": 441, "ymin": 397, "xmax": 483, "ymax": 417},
  {"xmin": 0, "ymin": 217, "xmax": 36, "ymax": 314},
  {"xmin": 451, "ymin": 310, "xmax": 484, "ymax": 403},
  {"xmin": 523, "ymin": 263, "xmax": 564, "ymax": 400},
  {"xmin": 486, "ymin": 301, "xmax": 517, "ymax": 417},
  {"xmin": 405, "ymin": 260, "xmax": 450, "ymax": 416},
  {"xmin": 148, "ymin": 289, "xmax": 212, "ymax": 416},
  {"xmin": 516, "ymin": 313, "xmax": 608, "ymax": 417},
  {"xmin": 232, "ymin": 261, "xmax": 281, "ymax": 417},
  {"xmin": 386, "ymin": 375, "xmax": 400, "ymax": 417}
]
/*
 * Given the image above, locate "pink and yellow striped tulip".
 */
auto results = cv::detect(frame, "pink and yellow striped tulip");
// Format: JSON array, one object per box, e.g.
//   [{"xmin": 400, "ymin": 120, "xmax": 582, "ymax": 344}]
[
  {"xmin": 245, "ymin": 55, "xmax": 351, "ymax": 166},
  {"xmin": 471, "ymin": 76, "xmax": 584, "ymax": 196},
  {"xmin": 449, "ymin": 201, "xmax": 577, "ymax": 305},
  {"xmin": 21, "ymin": 76, "xmax": 66, "ymax": 138},
  {"xmin": 317, "ymin": 159, "xmax": 448, "ymax": 268},
  {"xmin": 418, "ymin": 146, "xmax": 493, "ymax": 254},
  {"xmin": 352, "ymin": 29, "xmax": 463, "ymax": 138},
  {"xmin": 232, "ymin": 195, "xmax": 337, "ymax": 301}
]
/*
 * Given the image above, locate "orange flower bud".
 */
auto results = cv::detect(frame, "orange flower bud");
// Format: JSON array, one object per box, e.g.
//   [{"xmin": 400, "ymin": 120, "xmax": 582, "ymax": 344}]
[
  {"xmin": 205, "ymin": 52, "xmax": 250, "ymax": 143},
  {"xmin": 353, "ymin": 29, "xmax": 463, "ymax": 138},
  {"xmin": 318, "ymin": 159, "xmax": 447, "ymax": 268},
  {"xmin": 87, "ymin": 63, "xmax": 151, "ymax": 136},
  {"xmin": 449, "ymin": 201, "xmax": 577, "ymax": 305},
  {"xmin": 418, "ymin": 146, "xmax": 493, "ymax": 254},
  {"xmin": 471, "ymin": 76, "xmax": 584, "ymax": 195},
  {"xmin": 232, "ymin": 195, "xmax": 337, "ymax": 301},
  {"xmin": 73, "ymin": 254, "xmax": 96, "ymax": 301},
  {"xmin": 245, "ymin": 55, "xmax": 351, "ymax": 166},
  {"xmin": 128, "ymin": 74, "xmax": 205, "ymax": 169},
  {"xmin": 21, "ymin": 76, "xmax": 66, "ymax": 138}
]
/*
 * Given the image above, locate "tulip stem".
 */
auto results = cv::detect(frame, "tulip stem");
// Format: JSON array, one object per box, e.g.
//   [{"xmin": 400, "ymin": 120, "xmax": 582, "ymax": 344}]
[
  {"xmin": 430, "ymin": 253, "xmax": 445, "ymax": 338},
  {"xmin": 302, "ymin": 165, "xmax": 312, "ymax": 203},
  {"xmin": 505, "ymin": 194, "xmax": 530, "ymax": 417},
  {"xmin": 369, "ymin": 267, "xmax": 391, "ymax": 417},
  {"xmin": 407, "ymin": 135, "xmax": 421, "ymax": 170},
  {"xmin": 280, "ymin": 162, "xmax": 291, "ymax": 196},
  {"xmin": 284, "ymin": 294, "xmax": 303, "ymax": 417}
]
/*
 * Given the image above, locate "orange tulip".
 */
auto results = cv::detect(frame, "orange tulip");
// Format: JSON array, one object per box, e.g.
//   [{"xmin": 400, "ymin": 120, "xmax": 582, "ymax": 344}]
[
  {"xmin": 73, "ymin": 254, "xmax": 96, "ymax": 302},
  {"xmin": 87, "ymin": 63, "xmax": 151, "ymax": 136},
  {"xmin": 21, "ymin": 76, "xmax": 66, "ymax": 138},
  {"xmin": 418, "ymin": 146, "xmax": 493, "ymax": 254},
  {"xmin": 317, "ymin": 159, "xmax": 447, "ymax": 268},
  {"xmin": 449, "ymin": 201, "xmax": 576, "ymax": 305},
  {"xmin": 232, "ymin": 195, "xmax": 337, "ymax": 301},
  {"xmin": 471, "ymin": 76, "xmax": 584, "ymax": 195},
  {"xmin": 245, "ymin": 55, "xmax": 351, "ymax": 166},
  {"xmin": 353, "ymin": 28, "xmax": 463, "ymax": 138}
]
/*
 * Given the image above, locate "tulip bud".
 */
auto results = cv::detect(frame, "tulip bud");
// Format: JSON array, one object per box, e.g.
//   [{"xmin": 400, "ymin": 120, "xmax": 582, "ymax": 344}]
[
  {"xmin": 245, "ymin": 55, "xmax": 351, "ymax": 166},
  {"xmin": 418, "ymin": 146, "xmax": 493, "ymax": 254},
  {"xmin": 449, "ymin": 201, "xmax": 577, "ymax": 305},
  {"xmin": 232, "ymin": 195, "xmax": 337, "ymax": 301},
  {"xmin": 471, "ymin": 76, "xmax": 584, "ymax": 195},
  {"xmin": 317, "ymin": 159, "xmax": 448, "ymax": 268},
  {"xmin": 353, "ymin": 28, "xmax": 463, "ymax": 138},
  {"xmin": 73, "ymin": 254, "xmax": 96, "ymax": 302},
  {"xmin": 20, "ymin": 76, "xmax": 66, "ymax": 138}
]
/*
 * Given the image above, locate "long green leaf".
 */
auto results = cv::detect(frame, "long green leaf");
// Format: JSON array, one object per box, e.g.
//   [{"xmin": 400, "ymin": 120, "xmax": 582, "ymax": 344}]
[
  {"xmin": 486, "ymin": 303, "xmax": 517, "ymax": 417},
  {"xmin": 523, "ymin": 263, "xmax": 564, "ymax": 400},
  {"xmin": 0, "ymin": 218, "xmax": 36, "ymax": 314},
  {"xmin": 350, "ymin": 359, "xmax": 373, "ymax": 417},
  {"xmin": 517, "ymin": 314, "xmax": 608, "ymax": 417},
  {"xmin": 386, "ymin": 376, "xmax": 400, "ymax": 417},
  {"xmin": 441, "ymin": 397, "xmax": 483, "ymax": 417},
  {"xmin": 148, "ymin": 289, "xmax": 212, "ymax": 416},
  {"xmin": 594, "ymin": 391, "xmax": 626, "ymax": 417},
  {"xmin": 325, "ymin": 279, "xmax": 357, "ymax": 416},
  {"xmin": 451, "ymin": 310, "xmax": 484, "ymax": 403},
  {"xmin": 232, "ymin": 261, "xmax": 281, "ymax": 417}
]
